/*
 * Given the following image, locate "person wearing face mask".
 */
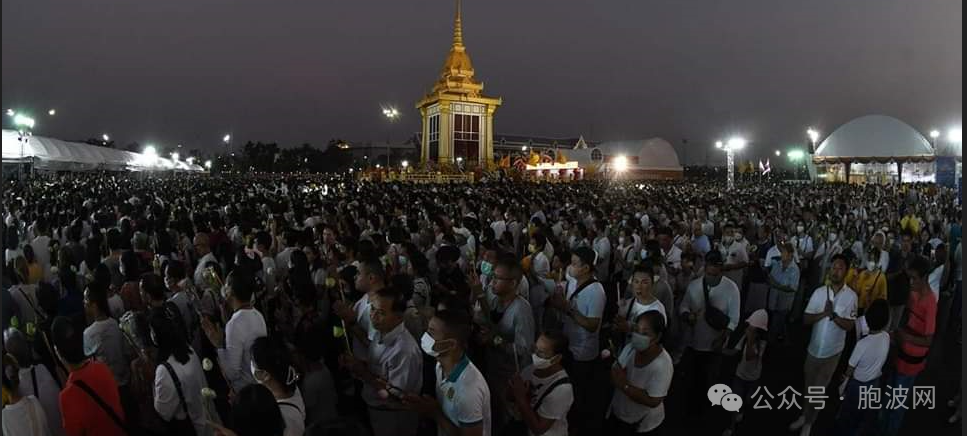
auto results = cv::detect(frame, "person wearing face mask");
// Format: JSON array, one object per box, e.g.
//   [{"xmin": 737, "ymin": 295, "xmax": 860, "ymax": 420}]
[
  {"xmin": 508, "ymin": 331, "xmax": 574, "ymax": 436},
  {"xmin": 606, "ymin": 310, "xmax": 673, "ymax": 435},
  {"xmin": 333, "ymin": 259, "xmax": 387, "ymax": 358},
  {"xmin": 403, "ymin": 310, "xmax": 491, "ymax": 436},
  {"xmin": 527, "ymin": 234, "xmax": 552, "ymax": 329},
  {"xmin": 339, "ymin": 287, "xmax": 423, "ymax": 436},
  {"xmin": 680, "ymin": 250, "xmax": 740, "ymax": 415},
  {"xmin": 816, "ymin": 227, "xmax": 844, "ymax": 285},
  {"xmin": 200, "ymin": 271, "xmax": 267, "ymax": 393},
  {"xmin": 545, "ymin": 247, "xmax": 607, "ymax": 435},
  {"xmin": 719, "ymin": 223, "xmax": 750, "ymax": 293},
  {"xmin": 868, "ymin": 232, "xmax": 891, "ymax": 272},
  {"xmin": 615, "ymin": 265, "xmax": 667, "ymax": 346},
  {"xmin": 847, "ymin": 247, "xmax": 887, "ymax": 320},
  {"xmin": 250, "ymin": 336, "xmax": 305, "ymax": 436}
]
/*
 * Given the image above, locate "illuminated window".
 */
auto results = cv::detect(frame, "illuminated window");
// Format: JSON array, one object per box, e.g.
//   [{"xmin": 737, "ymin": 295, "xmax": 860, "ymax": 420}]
[
  {"xmin": 453, "ymin": 114, "xmax": 480, "ymax": 166},
  {"xmin": 429, "ymin": 114, "xmax": 440, "ymax": 160}
]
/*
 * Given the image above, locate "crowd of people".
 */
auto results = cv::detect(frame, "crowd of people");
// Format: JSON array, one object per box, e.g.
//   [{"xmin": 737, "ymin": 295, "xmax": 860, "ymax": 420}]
[{"xmin": 0, "ymin": 172, "xmax": 961, "ymax": 436}]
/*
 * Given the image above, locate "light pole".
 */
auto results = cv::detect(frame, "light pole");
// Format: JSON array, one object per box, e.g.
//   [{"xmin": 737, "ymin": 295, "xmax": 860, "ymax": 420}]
[
  {"xmin": 716, "ymin": 137, "xmax": 746, "ymax": 190},
  {"xmin": 807, "ymin": 128, "xmax": 820, "ymax": 154},
  {"xmin": 929, "ymin": 129, "xmax": 941, "ymax": 152},
  {"xmin": 382, "ymin": 107, "xmax": 399, "ymax": 167},
  {"xmin": 787, "ymin": 149, "xmax": 805, "ymax": 179},
  {"xmin": 10, "ymin": 113, "xmax": 36, "ymax": 180}
]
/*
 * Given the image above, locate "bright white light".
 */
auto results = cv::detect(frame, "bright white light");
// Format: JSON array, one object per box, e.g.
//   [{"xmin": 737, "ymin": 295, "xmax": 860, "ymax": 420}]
[
  {"xmin": 13, "ymin": 114, "xmax": 35, "ymax": 128},
  {"xmin": 456, "ymin": 157, "xmax": 463, "ymax": 163},
  {"xmin": 102, "ymin": 134, "xmax": 110, "ymax": 141},
  {"xmin": 807, "ymin": 128, "xmax": 819, "ymax": 144},
  {"xmin": 401, "ymin": 160, "xmax": 409, "ymax": 168},
  {"xmin": 204, "ymin": 160, "xmax": 213, "ymax": 169},
  {"xmin": 349, "ymin": 168, "xmax": 354, "ymax": 173},
  {"xmin": 948, "ymin": 128, "xmax": 962, "ymax": 143},
  {"xmin": 382, "ymin": 107, "xmax": 400, "ymax": 119},
  {"xmin": 171, "ymin": 152, "xmax": 180, "ymax": 161},
  {"xmin": 727, "ymin": 137, "xmax": 747, "ymax": 150},
  {"xmin": 376, "ymin": 164, "xmax": 382, "ymax": 168},
  {"xmin": 143, "ymin": 145, "xmax": 157, "ymax": 156},
  {"xmin": 522, "ymin": 146, "xmax": 528, "ymax": 151},
  {"xmin": 787, "ymin": 149, "xmax": 805, "ymax": 160},
  {"xmin": 715, "ymin": 141, "xmax": 723, "ymax": 149},
  {"xmin": 775, "ymin": 150, "xmax": 781, "ymax": 156},
  {"xmin": 47, "ymin": 109, "xmax": 56, "ymax": 116},
  {"xmin": 186, "ymin": 157, "xmax": 195, "ymax": 165},
  {"xmin": 5, "ymin": 109, "xmax": 14, "ymax": 116},
  {"xmin": 223, "ymin": 134, "xmax": 231, "ymax": 143},
  {"xmin": 930, "ymin": 130, "xmax": 941, "ymax": 139},
  {"xmin": 613, "ymin": 155, "xmax": 629, "ymax": 172}
]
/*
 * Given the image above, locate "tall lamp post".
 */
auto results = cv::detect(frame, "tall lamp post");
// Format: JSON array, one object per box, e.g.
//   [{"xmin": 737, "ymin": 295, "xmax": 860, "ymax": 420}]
[
  {"xmin": 10, "ymin": 113, "xmax": 36, "ymax": 180},
  {"xmin": 222, "ymin": 133, "xmax": 232, "ymax": 171},
  {"xmin": 715, "ymin": 137, "xmax": 746, "ymax": 190},
  {"xmin": 382, "ymin": 107, "xmax": 399, "ymax": 167}
]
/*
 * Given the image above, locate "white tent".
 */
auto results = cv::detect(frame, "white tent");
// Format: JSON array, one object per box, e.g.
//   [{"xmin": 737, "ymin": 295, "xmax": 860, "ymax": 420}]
[
  {"xmin": 2, "ymin": 129, "xmax": 203, "ymax": 172},
  {"xmin": 814, "ymin": 115, "xmax": 934, "ymax": 163},
  {"xmin": 569, "ymin": 137, "xmax": 683, "ymax": 179}
]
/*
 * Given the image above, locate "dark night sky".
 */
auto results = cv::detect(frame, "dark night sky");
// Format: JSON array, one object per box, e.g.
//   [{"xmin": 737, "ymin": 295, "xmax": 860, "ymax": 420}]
[{"xmin": 2, "ymin": 0, "xmax": 962, "ymax": 164}]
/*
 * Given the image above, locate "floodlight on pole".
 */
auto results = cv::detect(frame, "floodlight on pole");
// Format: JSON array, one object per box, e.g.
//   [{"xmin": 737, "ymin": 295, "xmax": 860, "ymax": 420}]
[
  {"xmin": 401, "ymin": 160, "xmax": 409, "ymax": 168},
  {"xmin": 13, "ymin": 114, "xmax": 35, "ymax": 129},
  {"xmin": 522, "ymin": 146, "xmax": 528, "ymax": 151},
  {"xmin": 948, "ymin": 128, "xmax": 962, "ymax": 143},
  {"xmin": 930, "ymin": 130, "xmax": 941, "ymax": 139},
  {"xmin": 171, "ymin": 152, "xmax": 180, "ymax": 161},
  {"xmin": 5, "ymin": 109, "xmax": 14, "ymax": 117},
  {"xmin": 613, "ymin": 155, "xmax": 629, "ymax": 173},
  {"xmin": 102, "ymin": 134, "xmax": 110, "ymax": 142},
  {"xmin": 223, "ymin": 134, "xmax": 231, "ymax": 144},
  {"xmin": 775, "ymin": 150, "xmax": 781, "ymax": 156},
  {"xmin": 204, "ymin": 160, "xmax": 213, "ymax": 169},
  {"xmin": 716, "ymin": 136, "xmax": 747, "ymax": 190},
  {"xmin": 47, "ymin": 109, "xmax": 56, "ymax": 116},
  {"xmin": 715, "ymin": 141, "xmax": 723, "ymax": 149}
]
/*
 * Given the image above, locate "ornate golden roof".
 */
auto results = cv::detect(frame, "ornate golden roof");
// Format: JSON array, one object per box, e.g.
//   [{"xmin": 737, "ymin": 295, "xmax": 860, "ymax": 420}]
[{"xmin": 430, "ymin": 0, "xmax": 485, "ymax": 97}]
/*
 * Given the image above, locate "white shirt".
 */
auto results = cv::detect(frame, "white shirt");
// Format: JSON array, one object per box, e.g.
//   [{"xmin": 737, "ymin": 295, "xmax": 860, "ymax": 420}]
[
  {"xmin": 661, "ymin": 245, "xmax": 682, "ymax": 271},
  {"xmin": 261, "ymin": 256, "xmax": 278, "ymax": 293},
  {"xmin": 154, "ymin": 352, "xmax": 210, "ymax": 436},
  {"xmin": 217, "ymin": 307, "xmax": 268, "ymax": 392},
  {"xmin": 720, "ymin": 240, "xmax": 749, "ymax": 287},
  {"xmin": 609, "ymin": 346, "xmax": 673, "ymax": 433},
  {"xmin": 30, "ymin": 235, "xmax": 52, "ymax": 280},
  {"xmin": 2, "ymin": 395, "xmax": 51, "ymax": 436},
  {"xmin": 274, "ymin": 247, "xmax": 297, "ymax": 277},
  {"xmin": 518, "ymin": 366, "xmax": 573, "ymax": 436},
  {"xmin": 83, "ymin": 318, "xmax": 131, "ymax": 386},
  {"xmin": 848, "ymin": 331, "xmax": 890, "ymax": 383},
  {"xmin": 351, "ymin": 293, "xmax": 375, "ymax": 358},
  {"xmin": 804, "ymin": 285, "xmax": 858, "ymax": 359},
  {"xmin": 734, "ymin": 336, "xmax": 767, "ymax": 381},
  {"xmin": 491, "ymin": 220, "xmax": 507, "ymax": 242},
  {"xmin": 17, "ymin": 365, "xmax": 63, "ymax": 436},
  {"xmin": 277, "ymin": 388, "xmax": 306, "ymax": 436},
  {"xmin": 361, "ymin": 322, "xmax": 424, "ymax": 408},
  {"xmin": 928, "ymin": 264, "xmax": 944, "ymax": 297},
  {"xmin": 563, "ymin": 279, "xmax": 606, "ymax": 361},
  {"xmin": 437, "ymin": 356, "xmax": 491, "ymax": 436},
  {"xmin": 617, "ymin": 298, "xmax": 667, "ymax": 327},
  {"xmin": 485, "ymin": 296, "xmax": 536, "ymax": 375},
  {"xmin": 679, "ymin": 276, "xmax": 741, "ymax": 352}
]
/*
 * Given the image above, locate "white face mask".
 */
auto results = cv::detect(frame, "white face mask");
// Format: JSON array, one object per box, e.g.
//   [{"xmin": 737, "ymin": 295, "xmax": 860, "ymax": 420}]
[
  {"xmin": 420, "ymin": 332, "xmax": 441, "ymax": 357},
  {"xmin": 866, "ymin": 261, "xmax": 877, "ymax": 271},
  {"xmin": 796, "ymin": 225, "xmax": 805, "ymax": 234},
  {"xmin": 631, "ymin": 332, "xmax": 651, "ymax": 351},
  {"xmin": 251, "ymin": 361, "xmax": 264, "ymax": 383},
  {"xmin": 618, "ymin": 237, "xmax": 626, "ymax": 246},
  {"xmin": 531, "ymin": 353, "xmax": 556, "ymax": 370}
]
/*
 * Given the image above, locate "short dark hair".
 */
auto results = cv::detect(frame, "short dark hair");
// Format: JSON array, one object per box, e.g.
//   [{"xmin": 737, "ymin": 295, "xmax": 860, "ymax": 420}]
[
  {"xmin": 374, "ymin": 287, "xmax": 407, "ymax": 315},
  {"xmin": 541, "ymin": 329, "xmax": 569, "ymax": 356},
  {"xmin": 141, "ymin": 273, "xmax": 168, "ymax": 302},
  {"xmin": 165, "ymin": 260, "xmax": 187, "ymax": 280},
  {"xmin": 907, "ymin": 255, "xmax": 931, "ymax": 279},
  {"xmin": 494, "ymin": 257, "xmax": 522, "ymax": 282},
  {"xmin": 634, "ymin": 310, "xmax": 667, "ymax": 344},
  {"xmin": 632, "ymin": 264, "xmax": 655, "ymax": 279},
  {"xmin": 531, "ymin": 232, "xmax": 547, "ymax": 250},
  {"xmin": 830, "ymin": 253, "xmax": 850, "ymax": 268},
  {"xmin": 359, "ymin": 259, "xmax": 387, "ymax": 283},
  {"xmin": 434, "ymin": 309, "xmax": 472, "ymax": 348},
  {"xmin": 251, "ymin": 336, "xmax": 297, "ymax": 388},
  {"xmin": 85, "ymin": 284, "xmax": 111, "ymax": 317},
  {"xmin": 227, "ymin": 271, "xmax": 258, "ymax": 303},
  {"xmin": 231, "ymin": 384, "xmax": 286, "ymax": 436},
  {"xmin": 573, "ymin": 247, "xmax": 596, "ymax": 268},
  {"xmin": 51, "ymin": 316, "xmax": 87, "ymax": 364},
  {"xmin": 866, "ymin": 299, "xmax": 889, "ymax": 331}
]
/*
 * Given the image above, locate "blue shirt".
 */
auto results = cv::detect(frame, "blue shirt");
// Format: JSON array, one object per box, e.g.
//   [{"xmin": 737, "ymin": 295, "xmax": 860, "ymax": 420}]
[{"xmin": 692, "ymin": 235, "xmax": 711, "ymax": 256}]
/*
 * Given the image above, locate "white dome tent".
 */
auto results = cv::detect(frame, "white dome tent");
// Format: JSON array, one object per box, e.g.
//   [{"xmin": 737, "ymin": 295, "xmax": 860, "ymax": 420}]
[
  {"xmin": 812, "ymin": 115, "xmax": 944, "ymax": 183},
  {"xmin": 570, "ymin": 138, "xmax": 683, "ymax": 179},
  {"xmin": 2, "ymin": 129, "xmax": 203, "ymax": 174}
]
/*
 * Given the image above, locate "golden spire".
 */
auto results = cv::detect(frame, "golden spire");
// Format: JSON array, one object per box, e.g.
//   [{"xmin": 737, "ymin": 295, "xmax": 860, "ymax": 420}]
[{"xmin": 453, "ymin": 0, "xmax": 463, "ymax": 48}]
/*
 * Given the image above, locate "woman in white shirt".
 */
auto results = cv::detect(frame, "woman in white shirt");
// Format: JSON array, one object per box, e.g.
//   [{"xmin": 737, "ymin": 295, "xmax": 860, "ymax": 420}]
[
  {"xmin": 607, "ymin": 310, "xmax": 674, "ymax": 435},
  {"xmin": 252, "ymin": 336, "xmax": 306, "ymax": 436},
  {"xmin": 150, "ymin": 308, "xmax": 211, "ymax": 436},
  {"xmin": 833, "ymin": 299, "xmax": 890, "ymax": 436},
  {"xmin": 2, "ymin": 354, "xmax": 52, "ymax": 436}
]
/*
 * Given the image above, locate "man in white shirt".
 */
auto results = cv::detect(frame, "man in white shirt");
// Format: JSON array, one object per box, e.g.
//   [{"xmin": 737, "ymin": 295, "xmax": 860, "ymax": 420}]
[
  {"xmin": 834, "ymin": 299, "xmax": 890, "ymax": 436},
  {"xmin": 342, "ymin": 287, "xmax": 423, "ymax": 436},
  {"xmin": 201, "ymin": 271, "xmax": 268, "ymax": 393},
  {"xmin": 615, "ymin": 265, "xmax": 667, "ymax": 345},
  {"xmin": 680, "ymin": 250, "xmax": 740, "ymax": 415},
  {"xmin": 789, "ymin": 254, "xmax": 856, "ymax": 436},
  {"xmin": 82, "ymin": 285, "xmax": 132, "ymax": 389},
  {"xmin": 546, "ymin": 247, "xmax": 606, "ymax": 435},
  {"xmin": 508, "ymin": 331, "xmax": 574, "ymax": 436},
  {"xmin": 719, "ymin": 223, "xmax": 750, "ymax": 291},
  {"xmin": 592, "ymin": 220, "xmax": 612, "ymax": 283},
  {"xmin": 5, "ymin": 328, "xmax": 64, "ymax": 436},
  {"xmin": 334, "ymin": 259, "xmax": 386, "ymax": 359},
  {"xmin": 29, "ymin": 221, "xmax": 53, "ymax": 281},
  {"xmin": 404, "ymin": 310, "xmax": 491, "ymax": 436},
  {"xmin": 274, "ymin": 231, "xmax": 299, "ymax": 279},
  {"xmin": 490, "ymin": 208, "xmax": 507, "ymax": 243},
  {"xmin": 192, "ymin": 233, "xmax": 217, "ymax": 289}
]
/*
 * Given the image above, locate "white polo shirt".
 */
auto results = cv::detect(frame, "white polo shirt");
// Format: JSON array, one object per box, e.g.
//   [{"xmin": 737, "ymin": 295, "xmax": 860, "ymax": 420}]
[
  {"xmin": 804, "ymin": 285, "xmax": 858, "ymax": 358},
  {"xmin": 609, "ymin": 345, "xmax": 673, "ymax": 433},
  {"xmin": 563, "ymin": 279, "xmax": 606, "ymax": 362},
  {"xmin": 436, "ymin": 355, "xmax": 491, "ymax": 436},
  {"xmin": 361, "ymin": 322, "xmax": 424, "ymax": 408},
  {"xmin": 352, "ymin": 293, "xmax": 375, "ymax": 358}
]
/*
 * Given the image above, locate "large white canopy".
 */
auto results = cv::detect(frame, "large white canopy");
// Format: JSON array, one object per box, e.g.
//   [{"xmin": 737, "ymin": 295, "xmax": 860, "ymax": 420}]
[
  {"xmin": 2, "ymin": 130, "xmax": 203, "ymax": 172},
  {"xmin": 814, "ymin": 115, "xmax": 934, "ymax": 162},
  {"xmin": 570, "ymin": 137, "xmax": 683, "ymax": 170}
]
